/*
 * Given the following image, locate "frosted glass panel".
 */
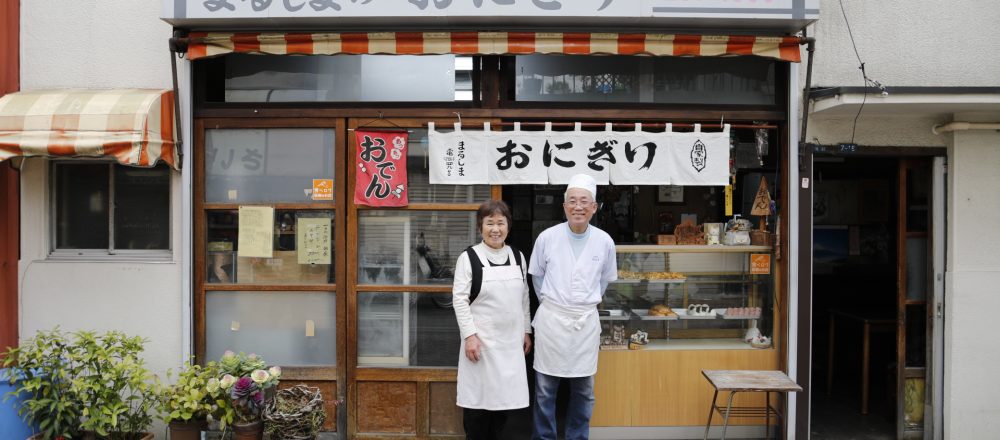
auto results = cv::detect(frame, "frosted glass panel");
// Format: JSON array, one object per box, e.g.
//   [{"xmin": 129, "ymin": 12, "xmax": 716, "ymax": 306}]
[
  {"xmin": 206, "ymin": 291, "xmax": 336, "ymax": 366},
  {"xmin": 358, "ymin": 211, "xmax": 477, "ymax": 286},
  {"xmin": 225, "ymin": 54, "xmax": 459, "ymax": 102},
  {"xmin": 206, "ymin": 129, "xmax": 335, "ymax": 203},
  {"xmin": 358, "ymin": 292, "xmax": 460, "ymax": 367}
]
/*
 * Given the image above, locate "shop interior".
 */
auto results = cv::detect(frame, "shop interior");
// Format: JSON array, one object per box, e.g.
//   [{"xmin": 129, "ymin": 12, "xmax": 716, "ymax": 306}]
[{"xmin": 809, "ymin": 157, "xmax": 899, "ymax": 439}]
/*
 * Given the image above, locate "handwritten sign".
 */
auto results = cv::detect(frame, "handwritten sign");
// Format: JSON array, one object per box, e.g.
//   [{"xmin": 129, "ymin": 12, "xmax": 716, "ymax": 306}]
[
  {"xmin": 297, "ymin": 217, "xmax": 332, "ymax": 265},
  {"xmin": 238, "ymin": 206, "xmax": 274, "ymax": 258},
  {"xmin": 750, "ymin": 253, "xmax": 771, "ymax": 275}
]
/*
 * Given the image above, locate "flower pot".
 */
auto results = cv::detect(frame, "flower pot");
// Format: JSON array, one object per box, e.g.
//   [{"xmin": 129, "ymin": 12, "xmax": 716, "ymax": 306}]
[
  {"xmin": 168, "ymin": 419, "xmax": 207, "ymax": 440},
  {"xmin": 233, "ymin": 421, "xmax": 264, "ymax": 440}
]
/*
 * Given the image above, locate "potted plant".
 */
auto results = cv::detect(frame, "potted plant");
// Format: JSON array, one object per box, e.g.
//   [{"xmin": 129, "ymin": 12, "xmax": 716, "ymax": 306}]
[
  {"xmin": 217, "ymin": 351, "xmax": 281, "ymax": 440},
  {"xmin": 2, "ymin": 328, "xmax": 84, "ymax": 440},
  {"xmin": 155, "ymin": 361, "xmax": 226, "ymax": 440},
  {"xmin": 2, "ymin": 329, "xmax": 158, "ymax": 440}
]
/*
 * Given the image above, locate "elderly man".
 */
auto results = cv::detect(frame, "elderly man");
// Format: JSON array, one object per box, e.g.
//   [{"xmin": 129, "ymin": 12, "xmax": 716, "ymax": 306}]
[{"xmin": 529, "ymin": 173, "xmax": 617, "ymax": 440}]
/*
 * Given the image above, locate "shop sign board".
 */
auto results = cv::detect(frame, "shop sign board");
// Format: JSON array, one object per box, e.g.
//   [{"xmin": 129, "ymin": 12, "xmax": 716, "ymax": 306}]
[
  {"xmin": 163, "ymin": 0, "xmax": 818, "ymax": 31},
  {"xmin": 428, "ymin": 122, "xmax": 730, "ymax": 186},
  {"xmin": 354, "ymin": 129, "xmax": 409, "ymax": 207}
]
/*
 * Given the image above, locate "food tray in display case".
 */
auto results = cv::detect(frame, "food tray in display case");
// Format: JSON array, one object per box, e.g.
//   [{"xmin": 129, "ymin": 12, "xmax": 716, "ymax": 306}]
[
  {"xmin": 716, "ymin": 308, "xmax": 762, "ymax": 320},
  {"xmin": 612, "ymin": 278, "xmax": 687, "ymax": 284},
  {"xmin": 630, "ymin": 309, "xmax": 679, "ymax": 321},
  {"xmin": 615, "ymin": 270, "xmax": 687, "ymax": 283},
  {"xmin": 599, "ymin": 309, "xmax": 679, "ymax": 321},
  {"xmin": 599, "ymin": 310, "xmax": 628, "ymax": 321},
  {"xmin": 674, "ymin": 309, "xmax": 717, "ymax": 320}
]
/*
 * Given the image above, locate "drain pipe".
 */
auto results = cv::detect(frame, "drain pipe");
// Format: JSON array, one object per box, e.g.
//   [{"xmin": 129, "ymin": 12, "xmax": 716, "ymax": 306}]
[
  {"xmin": 168, "ymin": 28, "xmax": 188, "ymax": 170},
  {"xmin": 932, "ymin": 122, "xmax": 1000, "ymax": 135},
  {"xmin": 799, "ymin": 36, "xmax": 816, "ymax": 145}
]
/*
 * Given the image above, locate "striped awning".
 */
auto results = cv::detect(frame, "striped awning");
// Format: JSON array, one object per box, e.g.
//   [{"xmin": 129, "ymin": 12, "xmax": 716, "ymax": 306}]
[
  {"xmin": 186, "ymin": 32, "xmax": 802, "ymax": 63},
  {"xmin": 0, "ymin": 89, "xmax": 178, "ymax": 170}
]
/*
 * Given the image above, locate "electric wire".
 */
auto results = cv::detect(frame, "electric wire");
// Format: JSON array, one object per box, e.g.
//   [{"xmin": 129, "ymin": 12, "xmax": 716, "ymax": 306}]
[{"xmin": 838, "ymin": 0, "xmax": 885, "ymax": 145}]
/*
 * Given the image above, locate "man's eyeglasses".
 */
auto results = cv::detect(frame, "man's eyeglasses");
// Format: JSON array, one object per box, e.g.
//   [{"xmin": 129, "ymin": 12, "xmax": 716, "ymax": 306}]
[{"xmin": 564, "ymin": 200, "xmax": 594, "ymax": 208}]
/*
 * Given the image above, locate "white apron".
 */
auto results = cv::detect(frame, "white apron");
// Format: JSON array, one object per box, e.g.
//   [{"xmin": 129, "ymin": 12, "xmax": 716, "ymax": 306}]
[
  {"xmin": 532, "ymin": 299, "xmax": 600, "ymax": 377},
  {"xmin": 456, "ymin": 250, "xmax": 529, "ymax": 410}
]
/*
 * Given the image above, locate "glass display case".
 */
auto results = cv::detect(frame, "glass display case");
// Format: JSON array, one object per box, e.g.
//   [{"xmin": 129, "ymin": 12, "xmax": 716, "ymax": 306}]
[{"xmin": 600, "ymin": 244, "xmax": 775, "ymax": 350}]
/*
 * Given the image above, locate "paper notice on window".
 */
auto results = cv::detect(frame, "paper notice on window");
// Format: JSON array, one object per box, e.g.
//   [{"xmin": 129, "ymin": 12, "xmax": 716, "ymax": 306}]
[
  {"xmin": 238, "ymin": 206, "xmax": 274, "ymax": 258},
  {"xmin": 297, "ymin": 217, "xmax": 332, "ymax": 265}
]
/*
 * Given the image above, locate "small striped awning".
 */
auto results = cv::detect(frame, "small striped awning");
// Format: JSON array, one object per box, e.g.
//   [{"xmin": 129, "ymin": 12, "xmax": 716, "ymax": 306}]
[
  {"xmin": 0, "ymin": 89, "xmax": 178, "ymax": 170},
  {"xmin": 186, "ymin": 32, "xmax": 802, "ymax": 63}
]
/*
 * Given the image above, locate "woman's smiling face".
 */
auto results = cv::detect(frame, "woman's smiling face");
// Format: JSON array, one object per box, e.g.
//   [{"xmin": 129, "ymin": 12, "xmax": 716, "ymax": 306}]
[{"xmin": 481, "ymin": 213, "xmax": 509, "ymax": 249}]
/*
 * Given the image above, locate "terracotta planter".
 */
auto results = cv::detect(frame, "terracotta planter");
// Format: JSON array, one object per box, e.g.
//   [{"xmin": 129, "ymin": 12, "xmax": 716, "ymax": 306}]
[
  {"xmin": 168, "ymin": 419, "xmax": 207, "ymax": 440},
  {"xmin": 232, "ymin": 421, "xmax": 264, "ymax": 440}
]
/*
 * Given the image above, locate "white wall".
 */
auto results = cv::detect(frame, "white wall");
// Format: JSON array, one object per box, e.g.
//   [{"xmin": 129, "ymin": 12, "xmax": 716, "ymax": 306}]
[
  {"xmin": 21, "ymin": 0, "xmax": 173, "ymax": 90},
  {"xmin": 18, "ymin": 1, "xmax": 182, "ymax": 436},
  {"xmin": 943, "ymin": 116, "xmax": 1000, "ymax": 440},
  {"xmin": 808, "ymin": 0, "xmax": 1000, "ymax": 88},
  {"xmin": 806, "ymin": 1, "xmax": 1000, "ymax": 437}
]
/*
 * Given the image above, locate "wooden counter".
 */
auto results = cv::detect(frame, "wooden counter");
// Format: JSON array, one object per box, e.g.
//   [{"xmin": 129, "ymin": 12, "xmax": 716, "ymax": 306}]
[{"xmin": 592, "ymin": 346, "xmax": 779, "ymax": 427}]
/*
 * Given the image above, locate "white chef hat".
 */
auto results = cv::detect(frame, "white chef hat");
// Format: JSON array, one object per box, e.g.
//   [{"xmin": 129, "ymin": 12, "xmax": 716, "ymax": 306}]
[{"xmin": 565, "ymin": 173, "xmax": 598, "ymax": 200}]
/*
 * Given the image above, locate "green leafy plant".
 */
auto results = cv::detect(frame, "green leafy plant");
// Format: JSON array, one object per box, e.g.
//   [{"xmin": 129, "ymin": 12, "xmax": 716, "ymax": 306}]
[
  {"xmin": 2, "ymin": 328, "xmax": 83, "ymax": 440},
  {"xmin": 1, "ymin": 329, "xmax": 158, "ymax": 440},
  {"xmin": 156, "ymin": 361, "xmax": 228, "ymax": 425}
]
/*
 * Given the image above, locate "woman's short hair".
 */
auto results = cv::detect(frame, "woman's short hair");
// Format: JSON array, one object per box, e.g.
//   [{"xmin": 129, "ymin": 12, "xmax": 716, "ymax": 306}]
[{"xmin": 476, "ymin": 199, "xmax": 513, "ymax": 229}]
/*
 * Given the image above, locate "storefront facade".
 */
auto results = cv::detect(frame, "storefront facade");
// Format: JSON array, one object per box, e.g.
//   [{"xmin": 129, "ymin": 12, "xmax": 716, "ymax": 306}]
[
  {"xmin": 9, "ymin": 1, "xmax": 1000, "ymax": 439},
  {"xmin": 6, "ymin": 1, "xmax": 823, "ymax": 438},
  {"xmin": 164, "ymin": 2, "xmax": 815, "ymax": 438}
]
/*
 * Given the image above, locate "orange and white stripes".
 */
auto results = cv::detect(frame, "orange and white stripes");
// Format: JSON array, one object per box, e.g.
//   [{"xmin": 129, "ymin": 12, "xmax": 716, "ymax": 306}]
[
  {"xmin": 186, "ymin": 31, "xmax": 802, "ymax": 62},
  {"xmin": 0, "ymin": 89, "xmax": 178, "ymax": 169}
]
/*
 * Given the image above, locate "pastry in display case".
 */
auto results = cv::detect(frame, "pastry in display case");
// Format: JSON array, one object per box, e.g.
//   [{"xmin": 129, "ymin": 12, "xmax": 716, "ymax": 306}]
[{"xmin": 600, "ymin": 244, "xmax": 774, "ymax": 350}]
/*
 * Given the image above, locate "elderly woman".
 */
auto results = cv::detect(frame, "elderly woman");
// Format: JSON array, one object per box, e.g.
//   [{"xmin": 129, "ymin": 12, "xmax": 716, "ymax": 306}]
[{"xmin": 452, "ymin": 199, "xmax": 532, "ymax": 440}]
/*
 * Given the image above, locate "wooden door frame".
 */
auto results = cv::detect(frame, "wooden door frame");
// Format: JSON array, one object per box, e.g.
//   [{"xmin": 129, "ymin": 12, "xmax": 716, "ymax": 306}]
[
  {"xmin": 192, "ymin": 117, "xmax": 347, "ymax": 433},
  {"xmin": 896, "ymin": 158, "xmax": 934, "ymax": 439},
  {"xmin": 798, "ymin": 144, "xmax": 945, "ymax": 439}
]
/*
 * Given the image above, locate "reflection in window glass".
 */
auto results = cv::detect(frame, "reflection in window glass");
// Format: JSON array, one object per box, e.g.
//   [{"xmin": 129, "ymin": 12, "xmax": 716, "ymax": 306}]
[
  {"xmin": 54, "ymin": 163, "xmax": 109, "ymax": 249},
  {"xmin": 115, "ymin": 166, "xmax": 171, "ymax": 250},
  {"xmin": 207, "ymin": 210, "xmax": 334, "ymax": 284},
  {"xmin": 357, "ymin": 292, "xmax": 459, "ymax": 367},
  {"xmin": 407, "ymin": 128, "xmax": 491, "ymax": 203},
  {"xmin": 358, "ymin": 211, "xmax": 476, "ymax": 286},
  {"xmin": 205, "ymin": 129, "xmax": 335, "ymax": 204},
  {"xmin": 224, "ymin": 54, "xmax": 469, "ymax": 102},
  {"xmin": 516, "ymin": 55, "xmax": 776, "ymax": 105},
  {"xmin": 206, "ymin": 291, "xmax": 336, "ymax": 366},
  {"xmin": 906, "ymin": 237, "xmax": 927, "ymax": 301},
  {"xmin": 53, "ymin": 162, "xmax": 171, "ymax": 252}
]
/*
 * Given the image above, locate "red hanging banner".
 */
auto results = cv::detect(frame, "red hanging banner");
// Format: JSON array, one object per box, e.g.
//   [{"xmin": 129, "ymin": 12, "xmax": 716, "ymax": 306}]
[{"xmin": 354, "ymin": 129, "xmax": 409, "ymax": 207}]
